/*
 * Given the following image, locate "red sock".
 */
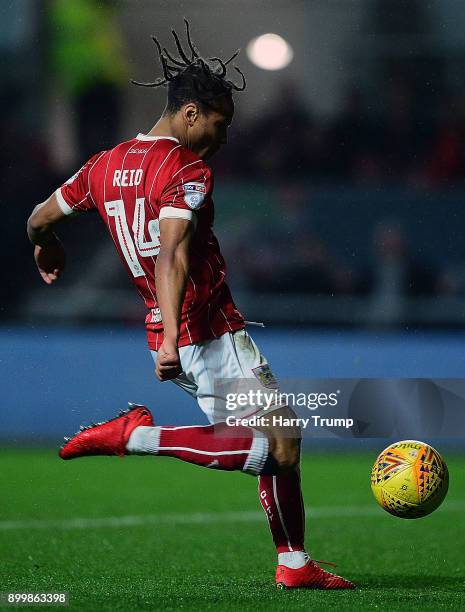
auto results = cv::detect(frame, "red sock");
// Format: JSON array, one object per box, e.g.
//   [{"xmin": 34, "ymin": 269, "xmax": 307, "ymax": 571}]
[
  {"xmin": 148, "ymin": 423, "xmax": 269, "ymax": 475},
  {"xmin": 258, "ymin": 470, "xmax": 306, "ymax": 552}
]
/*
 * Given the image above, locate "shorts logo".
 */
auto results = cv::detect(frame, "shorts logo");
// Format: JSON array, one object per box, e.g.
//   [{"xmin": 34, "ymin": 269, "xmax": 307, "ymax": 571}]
[
  {"xmin": 150, "ymin": 308, "xmax": 162, "ymax": 323},
  {"xmin": 252, "ymin": 364, "xmax": 278, "ymax": 389},
  {"xmin": 183, "ymin": 182, "xmax": 206, "ymax": 209}
]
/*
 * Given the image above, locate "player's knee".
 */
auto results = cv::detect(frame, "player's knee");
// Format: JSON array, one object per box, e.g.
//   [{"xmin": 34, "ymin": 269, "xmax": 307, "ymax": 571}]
[{"xmin": 272, "ymin": 439, "xmax": 300, "ymax": 471}]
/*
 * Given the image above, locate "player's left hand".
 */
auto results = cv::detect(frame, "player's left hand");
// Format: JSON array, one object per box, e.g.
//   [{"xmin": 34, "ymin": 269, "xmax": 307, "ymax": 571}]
[
  {"xmin": 156, "ymin": 340, "xmax": 182, "ymax": 381},
  {"xmin": 34, "ymin": 239, "xmax": 66, "ymax": 285}
]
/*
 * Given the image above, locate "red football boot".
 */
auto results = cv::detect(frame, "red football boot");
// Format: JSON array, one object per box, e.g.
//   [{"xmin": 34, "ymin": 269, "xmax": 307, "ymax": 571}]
[
  {"xmin": 59, "ymin": 403, "xmax": 153, "ymax": 460},
  {"xmin": 275, "ymin": 559, "xmax": 356, "ymax": 590}
]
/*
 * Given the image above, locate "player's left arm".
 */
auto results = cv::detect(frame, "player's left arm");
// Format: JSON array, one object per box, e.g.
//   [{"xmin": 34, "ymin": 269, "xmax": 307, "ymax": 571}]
[
  {"xmin": 27, "ymin": 193, "xmax": 67, "ymax": 285},
  {"xmin": 155, "ymin": 217, "xmax": 194, "ymax": 381}
]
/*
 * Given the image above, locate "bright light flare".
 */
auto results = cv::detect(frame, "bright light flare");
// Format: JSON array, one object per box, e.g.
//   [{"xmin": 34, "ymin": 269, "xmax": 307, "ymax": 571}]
[{"xmin": 246, "ymin": 33, "xmax": 293, "ymax": 71}]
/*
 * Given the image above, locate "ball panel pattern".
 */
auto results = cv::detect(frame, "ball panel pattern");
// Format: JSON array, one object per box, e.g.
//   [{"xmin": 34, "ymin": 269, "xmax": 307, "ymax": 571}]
[{"xmin": 371, "ymin": 440, "xmax": 449, "ymax": 519}]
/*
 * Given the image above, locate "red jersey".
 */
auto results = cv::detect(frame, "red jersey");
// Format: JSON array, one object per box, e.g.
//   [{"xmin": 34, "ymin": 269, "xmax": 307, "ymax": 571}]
[{"xmin": 56, "ymin": 134, "xmax": 245, "ymax": 349}]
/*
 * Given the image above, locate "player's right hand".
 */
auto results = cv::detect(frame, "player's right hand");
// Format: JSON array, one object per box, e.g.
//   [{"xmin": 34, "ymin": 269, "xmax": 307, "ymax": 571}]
[
  {"xmin": 34, "ymin": 240, "xmax": 66, "ymax": 285},
  {"xmin": 156, "ymin": 339, "xmax": 182, "ymax": 381}
]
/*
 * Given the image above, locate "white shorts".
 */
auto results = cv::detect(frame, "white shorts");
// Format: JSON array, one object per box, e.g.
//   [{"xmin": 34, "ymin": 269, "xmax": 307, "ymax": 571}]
[{"xmin": 150, "ymin": 329, "xmax": 284, "ymax": 424}]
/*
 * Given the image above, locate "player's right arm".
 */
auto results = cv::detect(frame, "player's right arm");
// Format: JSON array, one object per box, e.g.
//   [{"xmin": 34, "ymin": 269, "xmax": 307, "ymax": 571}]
[
  {"xmin": 27, "ymin": 193, "xmax": 67, "ymax": 284},
  {"xmin": 155, "ymin": 217, "xmax": 193, "ymax": 381},
  {"xmin": 27, "ymin": 152, "xmax": 104, "ymax": 285}
]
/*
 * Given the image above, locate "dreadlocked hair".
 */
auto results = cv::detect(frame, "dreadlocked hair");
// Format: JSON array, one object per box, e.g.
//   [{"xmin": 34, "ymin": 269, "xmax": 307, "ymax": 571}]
[{"xmin": 131, "ymin": 18, "xmax": 246, "ymax": 114}]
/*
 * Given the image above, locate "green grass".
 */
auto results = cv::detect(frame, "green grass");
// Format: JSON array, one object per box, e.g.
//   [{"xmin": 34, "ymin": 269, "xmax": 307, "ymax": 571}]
[{"xmin": 1, "ymin": 449, "xmax": 464, "ymax": 611}]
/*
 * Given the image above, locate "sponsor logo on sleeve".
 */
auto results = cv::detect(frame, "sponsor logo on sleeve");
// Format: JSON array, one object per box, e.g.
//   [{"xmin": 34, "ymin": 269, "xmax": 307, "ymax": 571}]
[{"xmin": 183, "ymin": 182, "xmax": 206, "ymax": 209}]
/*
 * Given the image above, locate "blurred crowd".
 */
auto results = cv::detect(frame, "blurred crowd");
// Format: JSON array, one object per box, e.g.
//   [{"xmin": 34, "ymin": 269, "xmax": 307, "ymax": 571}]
[
  {"xmin": 6, "ymin": 76, "xmax": 465, "ymax": 322},
  {"xmin": 217, "ymin": 79, "xmax": 465, "ymax": 187},
  {"xmin": 210, "ymin": 77, "xmax": 465, "ymax": 309},
  {"xmin": 4, "ymin": 1, "xmax": 465, "ymax": 325}
]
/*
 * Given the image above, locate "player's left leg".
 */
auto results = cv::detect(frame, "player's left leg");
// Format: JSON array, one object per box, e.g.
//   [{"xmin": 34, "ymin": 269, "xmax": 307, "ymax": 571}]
[
  {"xmin": 58, "ymin": 329, "xmax": 354, "ymax": 588},
  {"xmin": 258, "ymin": 456, "xmax": 307, "ymax": 563},
  {"xmin": 254, "ymin": 406, "xmax": 355, "ymax": 589},
  {"xmin": 252, "ymin": 406, "xmax": 308, "ymax": 567},
  {"xmin": 222, "ymin": 332, "xmax": 355, "ymax": 589}
]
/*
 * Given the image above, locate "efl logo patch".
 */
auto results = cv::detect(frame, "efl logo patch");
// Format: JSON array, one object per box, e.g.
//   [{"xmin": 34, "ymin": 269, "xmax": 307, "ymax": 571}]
[
  {"xmin": 183, "ymin": 182, "xmax": 206, "ymax": 209},
  {"xmin": 252, "ymin": 364, "xmax": 278, "ymax": 389}
]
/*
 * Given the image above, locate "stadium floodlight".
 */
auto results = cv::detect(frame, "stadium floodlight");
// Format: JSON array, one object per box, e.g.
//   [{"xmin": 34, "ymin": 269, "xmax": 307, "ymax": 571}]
[{"xmin": 246, "ymin": 33, "xmax": 293, "ymax": 70}]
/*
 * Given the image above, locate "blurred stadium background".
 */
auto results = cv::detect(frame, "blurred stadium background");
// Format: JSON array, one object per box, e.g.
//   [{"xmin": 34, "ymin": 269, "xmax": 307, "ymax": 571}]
[
  {"xmin": 3, "ymin": 0, "xmax": 465, "ymax": 438},
  {"xmin": 2, "ymin": 3, "xmax": 465, "ymax": 609}
]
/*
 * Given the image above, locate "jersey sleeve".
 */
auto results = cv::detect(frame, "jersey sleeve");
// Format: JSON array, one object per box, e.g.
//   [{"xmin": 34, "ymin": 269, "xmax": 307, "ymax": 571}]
[
  {"xmin": 158, "ymin": 158, "xmax": 212, "ymax": 222},
  {"xmin": 55, "ymin": 152, "xmax": 104, "ymax": 215}
]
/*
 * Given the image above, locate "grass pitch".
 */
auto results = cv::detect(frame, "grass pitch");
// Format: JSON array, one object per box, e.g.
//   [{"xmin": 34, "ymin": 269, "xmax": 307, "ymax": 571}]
[{"xmin": 1, "ymin": 448, "xmax": 464, "ymax": 611}]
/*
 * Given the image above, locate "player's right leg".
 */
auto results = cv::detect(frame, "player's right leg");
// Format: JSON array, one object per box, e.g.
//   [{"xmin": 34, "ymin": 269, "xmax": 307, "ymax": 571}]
[
  {"xmin": 60, "ymin": 333, "xmax": 296, "ymax": 475},
  {"xmin": 59, "ymin": 402, "xmax": 289, "ymax": 477},
  {"xmin": 58, "ymin": 331, "xmax": 355, "ymax": 588},
  {"xmin": 59, "ymin": 400, "xmax": 354, "ymax": 588}
]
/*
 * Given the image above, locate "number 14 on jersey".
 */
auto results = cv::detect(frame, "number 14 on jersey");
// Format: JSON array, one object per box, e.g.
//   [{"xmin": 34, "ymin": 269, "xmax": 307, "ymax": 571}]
[{"xmin": 105, "ymin": 198, "xmax": 161, "ymax": 277}]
